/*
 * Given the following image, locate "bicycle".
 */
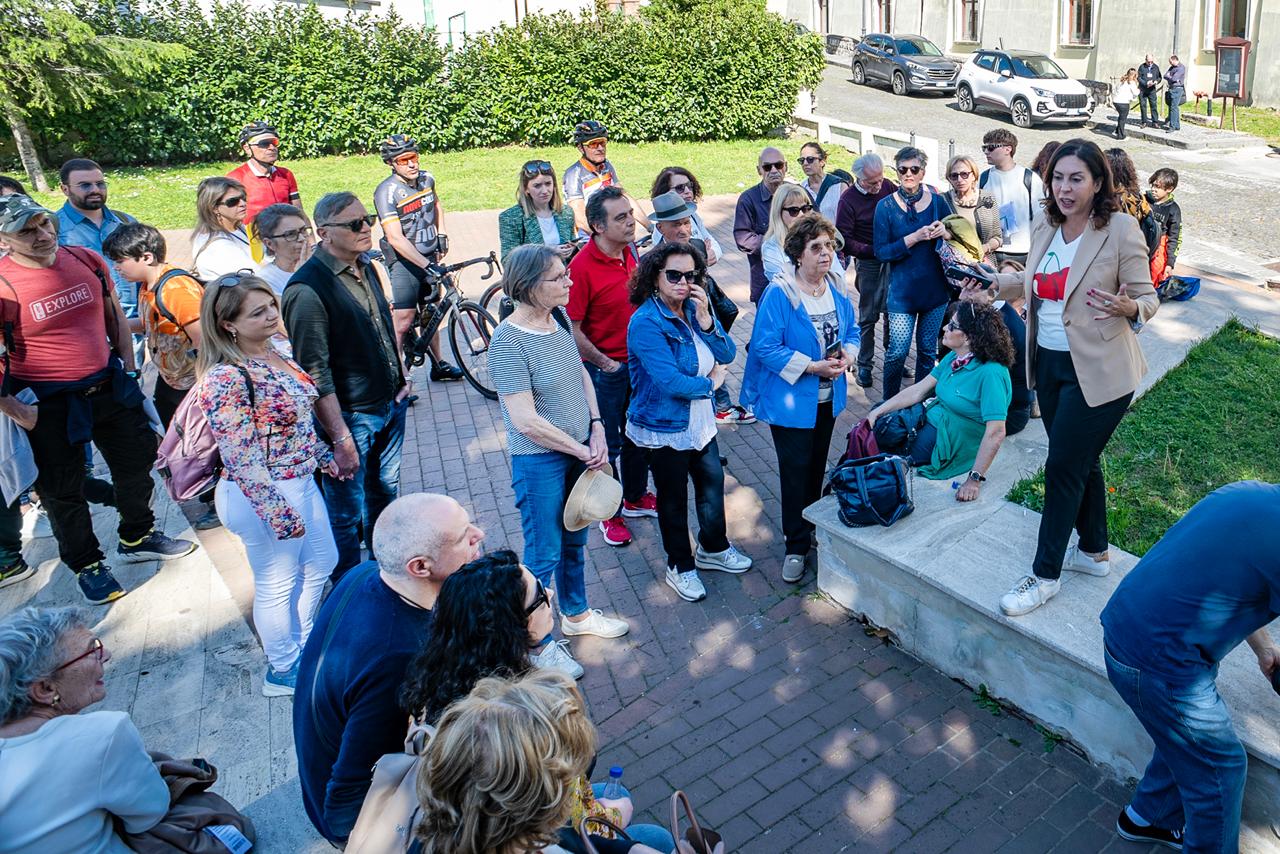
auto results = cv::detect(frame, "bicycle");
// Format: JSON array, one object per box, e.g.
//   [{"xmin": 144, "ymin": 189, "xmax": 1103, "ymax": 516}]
[{"xmin": 404, "ymin": 252, "xmax": 502, "ymax": 400}]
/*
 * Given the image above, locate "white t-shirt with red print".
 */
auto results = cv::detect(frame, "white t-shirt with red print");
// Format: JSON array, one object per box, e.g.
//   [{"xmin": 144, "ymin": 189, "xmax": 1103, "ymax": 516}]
[{"xmin": 1033, "ymin": 228, "xmax": 1079, "ymax": 352}]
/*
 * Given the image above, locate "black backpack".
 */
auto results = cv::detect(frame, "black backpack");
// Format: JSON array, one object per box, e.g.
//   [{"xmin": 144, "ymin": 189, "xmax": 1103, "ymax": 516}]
[{"xmin": 151, "ymin": 268, "xmax": 205, "ymax": 340}]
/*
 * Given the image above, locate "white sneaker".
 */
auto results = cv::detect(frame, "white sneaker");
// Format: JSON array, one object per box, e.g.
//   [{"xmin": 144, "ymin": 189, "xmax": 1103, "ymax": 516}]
[
  {"xmin": 782, "ymin": 554, "xmax": 806, "ymax": 583},
  {"xmin": 1062, "ymin": 544, "xmax": 1110, "ymax": 577},
  {"xmin": 1000, "ymin": 575, "xmax": 1061, "ymax": 617},
  {"xmin": 22, "ymin": 505, "xmax": 51, "ymax": 540},
  {"xmin": 665, "ymin": 567, "xmax": 707, "ymax": 602},
  {"xmin": 695, "ymin": 544, "xmax": 753, "ymax": 574},
  {"xmin": 531, "ymin": 639, "xmax": 584, "ymax": 680},
  {"xmin": 560, "ymin": 608, "xmax": 629, "ymax": 638}
]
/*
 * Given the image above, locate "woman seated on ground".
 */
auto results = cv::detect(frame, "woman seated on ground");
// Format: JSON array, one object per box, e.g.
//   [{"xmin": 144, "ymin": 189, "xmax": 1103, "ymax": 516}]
[
  {"xmin": 196, "ymin": 274, "xmax": 339, "ymax": 697},
  {"xmin": 0, "ymin": 606, "xmax": 169, "ymax": 853},
  {"xmin": 649, "ymin": 166, "xmax": 723, "ymax": 265},
  {"xmin": 498, "ymin": 161, "xmax": 577, "ymax": 264},
  {"xmin": 190, "ymin": 176, "xmax": 255, "ymax": 280},
  {"xmin": 868, "ymin": 301, "xmax": 1013, "ymax": 501},
  {"xmin": 402, "ymin": 553, "xmax": 673, "ymax": 853},
  {"xmin": 761, "ymin": 181, "xmax": 846, "ymax": 285},
  {"xmin": 624, "ymin": 243, "xmax": 751, "ymax": 603}
]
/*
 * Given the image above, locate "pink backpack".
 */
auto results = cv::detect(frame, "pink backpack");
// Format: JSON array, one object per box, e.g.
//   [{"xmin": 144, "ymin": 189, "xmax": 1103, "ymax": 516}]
[{"xmin": 154, "ymin": 366, "xmax": 253, "ymax": 502}]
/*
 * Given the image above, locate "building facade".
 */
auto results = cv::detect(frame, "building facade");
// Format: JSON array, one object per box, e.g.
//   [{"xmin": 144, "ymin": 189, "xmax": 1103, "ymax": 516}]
[{"xmin": 771, "ymin": 0, "xmax": 1279, "ymax": 106}]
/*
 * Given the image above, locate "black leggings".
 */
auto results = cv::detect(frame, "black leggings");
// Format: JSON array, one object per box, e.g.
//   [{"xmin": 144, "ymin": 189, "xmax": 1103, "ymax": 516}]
[
  {"xmin": 647, "ymin": 438, "xmax": 729, "ymax": 571},
  {"xmin": 769, "ymin": 402, "xmax": 837, "ymax": 555}
]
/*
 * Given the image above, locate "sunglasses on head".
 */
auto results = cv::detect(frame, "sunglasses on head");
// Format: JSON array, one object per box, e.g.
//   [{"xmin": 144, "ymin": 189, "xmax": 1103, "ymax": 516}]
[
  {"xmin": 218, "ymin": 194, "xmax": 247, "ymax": 208},
  {"xmin": 662, "ymin": 269, "xmax": 701, "ymax": 284},
  {"xmin": 782, "ymin": 203, "xmax": 814, "ymax": 216},
  {"xmin": 250, "ymin": 138, "xmax": 280, "ymax": 150},
  {"xmin": 797, "ymin": 155, "xmax": 822, "ymax": 165},
  {"xmin": 761, "ymin": 161, "xmax": 786, "ymax": 172},
  {"xmin": 898, "ymin": 165, "xmax": 924, "ymax": 176},
  {"xmin": 525, "ymin": 578, "xmax": 551, "ymax": 617},
  {"xmin": 522, "ymin": 160, "xmax": 554, "ymax": 178},
  {"xmin": 209, "ymin": 269, "xmax": 256, "ymax": 290},
  {"xmin": 947, "ymin": 170, "xmax": 973, "ymax": 180},
  {"xmin": 322, "ymin": 214, "xmax": 377, "ymax": 232}
]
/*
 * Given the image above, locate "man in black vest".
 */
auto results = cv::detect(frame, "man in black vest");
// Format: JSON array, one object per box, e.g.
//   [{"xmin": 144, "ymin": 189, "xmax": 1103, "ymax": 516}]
[{"xmin": 283, "ymin": 191, "xmax": 410, "ymax": 579}]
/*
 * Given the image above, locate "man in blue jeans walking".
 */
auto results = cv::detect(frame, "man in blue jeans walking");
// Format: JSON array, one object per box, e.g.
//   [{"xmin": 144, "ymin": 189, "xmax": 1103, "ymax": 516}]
[
  {"xmin": 1100, "ymin": 480, "xmax": 1280, "ymax": 852},
  {"xmin": 283, "ymin": 191, "xmax": 411, "ymax": 579}
]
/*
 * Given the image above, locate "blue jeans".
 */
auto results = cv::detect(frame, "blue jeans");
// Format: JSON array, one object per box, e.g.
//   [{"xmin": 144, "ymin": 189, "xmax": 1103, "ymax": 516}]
[
  {"xmin": 585, "ymin": 363, "xmax": 648, "ymax": 504},
  {"xmin": 511, "ymin": 451, "xmax": 589, "ymax": 621},
  {"xmin": 1104, "ymin": 645, "xmax": 1247, "ymax": 853},
  {"xmin": 883, "ymin": 303, "xmax": 947, "ymax": 398},
  {"xmin": 1167, "ymin": 86, "xmax": 1185, "ymax": 130},
  {"xmin": 321, "ymin": 399, "xmax": 408, "ymax": 580},
  {"xmin": 590, "ymin": 783, "xmax": 676, "ymax": 851}
]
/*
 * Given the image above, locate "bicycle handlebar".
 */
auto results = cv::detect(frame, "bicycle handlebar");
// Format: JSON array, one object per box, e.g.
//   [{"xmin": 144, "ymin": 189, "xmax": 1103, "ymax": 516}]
[{"xmin": 441, "ymin": 251, "xmax": 500, "ymax": 280}]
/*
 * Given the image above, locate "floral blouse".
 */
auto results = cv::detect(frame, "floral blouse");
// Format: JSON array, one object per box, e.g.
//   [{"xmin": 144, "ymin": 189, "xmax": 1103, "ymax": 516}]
[{"xmin": 196, "ymin": 355, "xmax": 331, "ymax": 538}]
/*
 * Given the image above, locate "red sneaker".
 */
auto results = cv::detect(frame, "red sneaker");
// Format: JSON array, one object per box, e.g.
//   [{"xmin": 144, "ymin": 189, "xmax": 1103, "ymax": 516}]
[
  {"xmin": 621, "ymin": 493, "xmax": 658, "ymax": 518},
  {"xmin": 599, "ymin": 515, "xmax": 632, "ymax": 546}
]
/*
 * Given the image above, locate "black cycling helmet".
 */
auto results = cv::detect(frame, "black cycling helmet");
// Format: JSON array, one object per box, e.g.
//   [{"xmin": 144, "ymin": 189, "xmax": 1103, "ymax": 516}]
[
  {"xmin": 379, "ymin": 134, "xmax": 420, "ymax": 162},
  {"xmin": 572, "ymin": 120, "xmax": 609, "ymax": 145},
  {"xmin": 238, "ymin": 121, "xmax": 278, "ymax": 146}
]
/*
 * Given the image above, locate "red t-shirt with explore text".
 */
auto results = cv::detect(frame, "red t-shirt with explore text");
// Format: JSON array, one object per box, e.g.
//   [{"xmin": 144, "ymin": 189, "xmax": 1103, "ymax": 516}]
[
  {"xmin": 566, "ymin": 238, "xmax": 637, "ymax": 361},
  {"xmin": 0, "ymin": 248, "xmax": 114, "ymax": 382}
]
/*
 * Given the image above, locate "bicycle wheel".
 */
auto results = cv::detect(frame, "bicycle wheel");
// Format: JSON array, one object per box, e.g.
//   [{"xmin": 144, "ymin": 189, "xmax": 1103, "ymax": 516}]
[{"xmin": 448, "ymin": 301, "xmax": 499, "ymax": 400}]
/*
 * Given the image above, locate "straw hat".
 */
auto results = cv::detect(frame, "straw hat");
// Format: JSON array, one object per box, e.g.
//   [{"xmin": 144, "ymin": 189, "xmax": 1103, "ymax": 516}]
[{"xmin": 563, "ymin": 463, "xmax": 623, "ymax": 531}]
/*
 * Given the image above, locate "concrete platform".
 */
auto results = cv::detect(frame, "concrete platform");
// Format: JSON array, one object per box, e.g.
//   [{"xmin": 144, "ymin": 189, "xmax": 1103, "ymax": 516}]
[
  {"xmin": 809, "ymin": 275, "xmax": 1280, "ymax": 850},
  {"xmin": 1089, "ymin": 110, "xmax": 1263, "ymax": 150}
]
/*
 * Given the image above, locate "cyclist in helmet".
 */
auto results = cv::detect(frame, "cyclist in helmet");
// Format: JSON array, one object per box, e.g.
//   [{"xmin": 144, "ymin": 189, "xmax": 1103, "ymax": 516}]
[
  {"xmin": 372, "ymin": 133, "xmax": 462, "ymax": 382},
  {"xmin": 227, "ymin": 121, "xmax": 305, "ymax": 225},
  {"xmin": 563, "ymin": 119, "xmax": 648, "ymax": 239}
]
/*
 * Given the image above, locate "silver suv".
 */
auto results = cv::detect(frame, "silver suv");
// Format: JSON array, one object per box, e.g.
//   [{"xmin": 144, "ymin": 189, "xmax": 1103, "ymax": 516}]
[{"xmin": 955, "ymin": 49, "xmax": 1094, "ymax": 128}]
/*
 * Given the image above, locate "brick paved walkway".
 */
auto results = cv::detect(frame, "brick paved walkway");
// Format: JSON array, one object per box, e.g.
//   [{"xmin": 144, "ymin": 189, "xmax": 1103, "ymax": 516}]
[{"xmin": 405, "ymin": 200, "xmax": 1162, "ymax": 852}]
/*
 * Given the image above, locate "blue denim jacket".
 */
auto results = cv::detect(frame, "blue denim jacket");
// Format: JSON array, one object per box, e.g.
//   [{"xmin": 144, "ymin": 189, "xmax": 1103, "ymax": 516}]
[
  {"xmin": 741, "ymin": 268, "xmax": 859, "ymax": 429},
  {"xmin": 626, "ymin": 296, "xmax": 735, "ymax": 433}
]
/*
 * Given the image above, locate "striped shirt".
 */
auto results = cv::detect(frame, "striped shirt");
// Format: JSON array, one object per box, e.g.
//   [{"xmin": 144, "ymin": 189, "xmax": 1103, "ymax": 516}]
[{"xmin": 489, "ymin": 315, "xmax": 591, "ymax": 456}]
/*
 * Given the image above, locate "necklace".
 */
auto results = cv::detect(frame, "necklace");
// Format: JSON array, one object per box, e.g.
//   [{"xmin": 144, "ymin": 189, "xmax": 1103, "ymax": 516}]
[
  {"xmin": 512, "ymin": 309, "xmax": 555, "ymax": 332},
  {"xmin": 953, "ymin": 191, "xmax": 978, "ymax": 209},
  {"xmin": 798, "ymin": 276, "xmax": 826, "ymax": 297}
]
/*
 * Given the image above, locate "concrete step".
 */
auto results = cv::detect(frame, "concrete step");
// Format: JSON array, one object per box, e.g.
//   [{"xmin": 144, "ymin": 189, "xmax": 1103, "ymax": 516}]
[{"xmin": 1089, "ymin": 111, "xmax": 1263, "ymax": 150}]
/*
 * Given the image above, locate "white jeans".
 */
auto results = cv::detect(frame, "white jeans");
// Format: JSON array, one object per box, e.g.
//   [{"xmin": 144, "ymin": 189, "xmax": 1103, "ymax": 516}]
[{"xmin": 215, "ymin": 476, "xmax": 337, "ymax": 671}]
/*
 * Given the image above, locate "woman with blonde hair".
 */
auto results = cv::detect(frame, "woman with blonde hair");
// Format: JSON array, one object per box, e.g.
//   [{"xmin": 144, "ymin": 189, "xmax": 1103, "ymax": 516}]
[
  {"xmin": 415, "ymin": 669, "xmax": 668, "ymax": 854},
  {"xmin": 943, "ymin": 154, "xmax": 1002, "ymax": 262},
  {"xmin": 191, "ymin": 176, "xmax": 255, "ymax": 279},
  {"xmin": 194, "ymin": 272, "xmax": 339, "ymax": 697},
  {"xmin": 760, "ymin": 182, "xmax": 845, "ymax": 284},
  {"xmin": 1112, "ymin": 68, "xmax": 1140, "ymax": 140},
  {"xmin": 497, "ymin": 161, "xmax": 577, "ymax": 264}
]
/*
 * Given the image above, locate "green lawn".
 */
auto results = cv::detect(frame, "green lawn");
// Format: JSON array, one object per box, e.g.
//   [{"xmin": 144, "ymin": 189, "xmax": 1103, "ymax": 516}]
[
  {"xmin": 1006, "ymin": 320, "xmax": 1280, "ymax": 556},
  {"xmin": 1184, "ymin": 99, "xmax": 1280, "ymax": 145},
  {"xmin": 11, "ymin": 137, "xmax": 825, "ymax": 230}
]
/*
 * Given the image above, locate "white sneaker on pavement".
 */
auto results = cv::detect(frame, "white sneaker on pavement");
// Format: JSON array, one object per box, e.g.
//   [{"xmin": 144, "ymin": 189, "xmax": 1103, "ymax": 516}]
[
  {"xmin": 665, "ymin": 567, "xmax": 707, "ymax": 602},
  {"xmin": 694, "ymin": 544, "xmax": 753, "ymax": 573},
  {"xmin": 1062, "ymin": 544, "xmax": 1110, "ymax": 577},
  {"xmin": 560, "ymin": 608, "xmax": 629, "ymax": 638},
  {"xmin": 782, "ymin": 554, "xmax": 806, "ymax": 583},
  {"xmin": 531, "ymin": 639, "xmax": 584, "ymax": 680},
  {"xmin": 1000, "ymin": 575, "xmax": 1061, "ymax": 616},
  {"xmin": 22, "ymin": 505, "xmax": 51, "ymax": 540}
]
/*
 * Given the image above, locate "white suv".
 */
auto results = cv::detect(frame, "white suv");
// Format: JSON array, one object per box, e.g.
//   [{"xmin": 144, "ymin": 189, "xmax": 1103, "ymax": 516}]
[{"xmin": 955, "ymin": 50, "xmax": 1094, "ymax": 128}]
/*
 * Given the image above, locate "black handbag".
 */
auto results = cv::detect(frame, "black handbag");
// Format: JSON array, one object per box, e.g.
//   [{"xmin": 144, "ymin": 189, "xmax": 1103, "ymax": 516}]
[
  {"xmin": 703, "ymin": 273, "xmax": 739, "ymax": 332},
  {"xmin": 828, "ymin": 454, "xmax": 915, "ymax": 528},
  {"xmin": 872, "ymin": 403, "xmax": 928, "ymax": 454}
]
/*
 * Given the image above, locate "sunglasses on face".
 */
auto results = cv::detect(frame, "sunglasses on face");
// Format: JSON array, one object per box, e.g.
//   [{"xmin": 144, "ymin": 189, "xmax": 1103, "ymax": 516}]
[
  {"xmin": 946, "ymin": 320, "xmax": 962, "ymax": 332},
  {"xmin": 264, "ymin": 226, "xmax": 312, "ymax": 243},
  {"xmin": 73, "ymin": 181, "xmax": 108, "ymax": 192},
  {"xmin": 522, "ymin": 160, "xmax": 554, "ymax": 178},
  {"xmin": 782, "ymin": 203, "xmax": 814, "ymax": 216},
  {"xmin": 393, "ymin": 153, "xmax": 419, "ymax": 167},
  {"xmin": 761, "ymin": 161, "xmax": 786, "ymax": 172},
  {"xmin": 898, "ymin": 165, "xmax": 924, "ymax": 176},
  {"xmin": 582, "ymin": 139, "xmax": 607, "ymax": 150},
  {"xmin": 250, "ymin": 138, "xmax": 280, "ymax": 149},
  {"xmin": 981, "ymin": 144, "xmax": 1008, "ymax": 152},
  {"xmin": 525, "ymin": 578, "xmax": 551, "ymax": 617},
  {"xmin": 662, "ymin": 269, "xmax": 701, "ymax": 284},
  {"xmin": 322, "ymin": 214, "xmax": 377, "ymax": 232},
  {"xmin": 55, "ymin": 637, "xmax": 104, "ymax": 671},
  {"xmin": 947, "ymin": 171, "xmax": 973, "ymax": 181},
  {"xmin": 669, "ymin": 181, "xmax": 693, "ymax": 195},
  {"xmin": 797, "ymin": 155, "xmax": 823, "ymax": 165},
  {"xmin": 219, "ymin": 194, "xmax": 247, "ymax": 208}
]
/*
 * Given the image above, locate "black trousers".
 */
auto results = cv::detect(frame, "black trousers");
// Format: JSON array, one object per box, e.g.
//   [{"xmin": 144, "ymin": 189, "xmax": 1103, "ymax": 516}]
[
  {"xmin": 152, "ymin": 375, "xmax": 189, "ymax": 430},
  {"xmin": 27, "ymin": 390, "xmax": 158, "ymax": 572},
  {"xmin": 1139, "ymin": 88, "xmax": 1159, "ymax": 125},
  {"xmin": 769, "ymin": 401, "xmax": 836, "ymax": 555},
  {"xmin": 854, "ymin": 258, "xmax": 887, "ymax": 372},
  {"xmin": 647, "ymin": 438, "xmax": 730, "ymax": 571},
  {"xmin": 1115, "ymin": 103, "xmax": 1130, "ymax": 138},
  {"xmin": 1032, "ymin": 348, "xmax": 1131, "ymax": 580}
]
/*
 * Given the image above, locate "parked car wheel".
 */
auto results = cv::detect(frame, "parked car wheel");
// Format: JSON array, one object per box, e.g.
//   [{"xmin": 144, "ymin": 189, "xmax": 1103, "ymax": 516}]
[
  {"xmin": 892, "ymin": 71, "xmax": 908, "ymax": 96},
  {"xmin": 851, "ymin": 61, "xmax": 866, "ymax": 85},
  {"xmin": 1011, "ymin": 97, "xmax": 1033, "ymax": 128},
  {"xmin": 957, "ymin": 83, "xmax": 975, "ymax": 113}
]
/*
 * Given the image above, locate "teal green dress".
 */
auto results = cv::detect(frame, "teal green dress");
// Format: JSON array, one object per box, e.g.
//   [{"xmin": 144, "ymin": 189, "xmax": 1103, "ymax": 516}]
[{"xmin": 919, "ymin": 352, "xmax": 1012, "ymax": 480}]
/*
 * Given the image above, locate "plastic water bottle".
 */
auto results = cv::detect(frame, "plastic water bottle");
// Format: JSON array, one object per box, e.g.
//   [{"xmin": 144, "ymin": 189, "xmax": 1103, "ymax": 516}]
[{"xmin": 601, "ymin": 766, "xmax": 624, "ymax": 800}]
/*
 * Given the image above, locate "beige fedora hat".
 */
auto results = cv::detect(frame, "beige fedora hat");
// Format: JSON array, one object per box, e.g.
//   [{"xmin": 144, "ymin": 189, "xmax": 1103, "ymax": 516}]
[{"xmin": 563, "ymin": 463, "xmax": 623, "ymax": 531}]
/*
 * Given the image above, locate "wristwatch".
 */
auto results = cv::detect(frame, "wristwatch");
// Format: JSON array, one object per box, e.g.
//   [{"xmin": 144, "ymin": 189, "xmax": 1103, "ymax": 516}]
[{"xmin": 968, "ymin": 470, "xmax": 987, "ymax": 483}]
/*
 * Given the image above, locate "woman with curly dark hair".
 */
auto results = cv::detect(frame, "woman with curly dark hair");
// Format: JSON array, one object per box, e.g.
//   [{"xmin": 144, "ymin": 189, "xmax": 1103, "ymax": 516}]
[
  {"xmin": 1030, "ymin": 141, "xmax": 1061, "ymax": 185},
  {"xmin": 648, "ymin": 166, "xmax": 722, "ymax": 264},
  {"xmin": 968, "ymin": 138, "xmax": 1158, "ymax": 617},
  {"xmin": 399, "ymin": 550, "xmax": 674, "ymax": 851},
  {"xmin": 868, "ymin": 301, "xmax": 1013, "ymax": 494}
]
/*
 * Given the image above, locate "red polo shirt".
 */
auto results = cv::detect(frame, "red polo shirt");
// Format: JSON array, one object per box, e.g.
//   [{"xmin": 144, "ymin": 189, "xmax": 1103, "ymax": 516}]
[
  {"xmin": 226, "ymin": 162, "xmax": 300, "ymax": 223},
  {"xmin": 566, "ymin": 238, "xmax": 637, "ymax": 361}
]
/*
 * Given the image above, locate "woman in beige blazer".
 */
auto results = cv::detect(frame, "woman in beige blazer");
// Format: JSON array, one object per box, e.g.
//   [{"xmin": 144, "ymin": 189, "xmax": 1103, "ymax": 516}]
[{"xmin": 965, "ymin": 139, "xmax": 1158, "ymax": 617}]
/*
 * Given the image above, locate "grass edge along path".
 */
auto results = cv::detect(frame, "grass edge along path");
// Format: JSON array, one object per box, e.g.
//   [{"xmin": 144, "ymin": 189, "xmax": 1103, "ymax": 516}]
[
  {"xmin": 7, "ymin": 137, "xmax": 848, "ymax": 231},
  {"xmin": 1006, "ymin": 320, "xmax": 1280, "ymax": 556}
]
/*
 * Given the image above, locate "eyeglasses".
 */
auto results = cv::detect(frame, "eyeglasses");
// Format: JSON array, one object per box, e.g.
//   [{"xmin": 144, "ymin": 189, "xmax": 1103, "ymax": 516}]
[
  {"xmin": 264, "ymin": 226, "xmax": 312, "ymax": 243},
  {"xmin": 322, "ymin": 214, "xmax": 377, "ymax": 232},
  {"xmin": 898, "ymin": 165, "xmax": 924, "ymax": 176},
  {"xmin": 218, "ymin": 194, "xmax": 247, "ymax": 208},
  {"xmin": 662, "ymin": 269, "xmax": 701, "ymax": 284},
  {"xmin": 72, "ymin": 181, "xmax": 108, "ymax": 192},
  {"xmin": 761, "ymin": 161, "xmax": 786, "ymax": 172},
  {"xmin": 947, "ymin": 171, "xmax": 973, "ymax": 181},
  {"xmin": 781, "ymin": 204, "xmax": 814, "ymax": 216},
  {"xmin": 542, "ymin": 271, "xmax": 571, "ymax": 285},
  {"xmin": 522, "ymin": 160, "xmax": 554, "ymax": 178},
  {"xmin": 54, "ymin": 637, "xmax": 104, "ymax": 672},
  {"xmin": 797, "ymin": 155, "xmax": 823, "ymax": 165},
  {"xmin": 250, "ymin": 138, "xmax": 280, "ymax": 150},
  {"xmin": 981, "ymin": 144, "xmax": 1008, "ymax": 152},
  {"xmin": 392, "ymin": 153, "xmax": 419, "ymax": 167},
  {"xmin": 582, "ymin": 138, "xmax": 607, "ymax": 150},
  {"xmin": 525, "ymin": 578, "xmax": 551, "ymax": 617}
]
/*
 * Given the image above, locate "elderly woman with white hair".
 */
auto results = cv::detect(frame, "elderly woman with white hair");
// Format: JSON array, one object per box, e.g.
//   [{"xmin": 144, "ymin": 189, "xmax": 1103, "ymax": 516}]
[
  {"xmin": 0, "ymin": 606, "xmax": 168, "ymax": 852},
  {"xmin": 835, "ymin": 150, "xmax": 898, "ymax": 389}
]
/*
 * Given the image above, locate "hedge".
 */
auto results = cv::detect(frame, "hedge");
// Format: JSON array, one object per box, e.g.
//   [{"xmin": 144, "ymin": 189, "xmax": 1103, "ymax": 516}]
[{"xmin": 26, "ymin": 0, "xmax": 824, "ymax": 165}]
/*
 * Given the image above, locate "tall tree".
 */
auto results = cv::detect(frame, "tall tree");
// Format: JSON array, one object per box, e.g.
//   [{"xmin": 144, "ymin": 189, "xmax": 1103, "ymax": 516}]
[{"xmin": 1, "ymin": 0, "xmax": 187, "ymax": 190}]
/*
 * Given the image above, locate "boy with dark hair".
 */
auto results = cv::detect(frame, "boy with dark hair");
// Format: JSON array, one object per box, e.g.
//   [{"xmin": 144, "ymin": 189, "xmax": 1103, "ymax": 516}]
[{"xmin": 1145, "ymin": 168, "xmax": 1183, "ymax": 286}]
